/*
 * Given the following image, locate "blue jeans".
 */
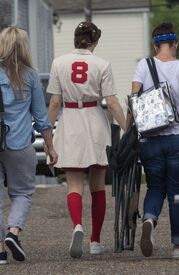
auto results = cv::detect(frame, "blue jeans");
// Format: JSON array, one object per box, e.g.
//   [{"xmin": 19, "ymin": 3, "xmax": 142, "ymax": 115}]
[{"xmin": 139, "ymin": 134, "xmax": 179, "ymax": 244}]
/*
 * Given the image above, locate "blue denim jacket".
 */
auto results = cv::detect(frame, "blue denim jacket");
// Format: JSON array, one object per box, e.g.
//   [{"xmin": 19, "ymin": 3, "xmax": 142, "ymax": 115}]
[{"xmin": 0, "ymin": 68, "xmax": 51, "ymax": 150}]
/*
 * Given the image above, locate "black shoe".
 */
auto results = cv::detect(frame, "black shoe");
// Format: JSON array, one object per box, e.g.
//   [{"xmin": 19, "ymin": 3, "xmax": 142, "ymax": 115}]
[
  {"xmin": 0, "ymin": 251, "xmax": 7, "ymax": 264},
  {"xmin": 140, "ymin": 219, "xmax": 154, "ymax": 257},
  {"xmin": 5, "ymin": 232, "xmax": 25, "ymax": 261}
]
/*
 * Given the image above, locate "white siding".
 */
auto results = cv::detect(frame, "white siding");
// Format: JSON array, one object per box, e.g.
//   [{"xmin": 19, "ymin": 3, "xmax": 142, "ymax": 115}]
[
  {"xmin": 18, "ymin": 0, "xmax": 29, "ymax": 31},
  {"xmin": 28, "ymin": 0, "xmax": 54, "ymax": 73},
  {"xmin": 36, "ymin": 0, "xmax": 54, "ymax": 72},
  {"xmin": 54, "ymin": 14, "xmax": 84, "ymax": 55},
  {"xmin": 53, "ymin": 12, "xmax": 149, "ymax": 109}
]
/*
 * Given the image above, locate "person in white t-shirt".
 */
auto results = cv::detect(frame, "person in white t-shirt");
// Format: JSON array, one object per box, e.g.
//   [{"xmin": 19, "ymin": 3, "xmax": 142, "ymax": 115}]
[
  {"xmin": 130, "ymin": 22, "xmax": 179, "ymax": 259},
  {"xmin": 46, "ymin": 21, "xmax": 126, "ymax": 258}
]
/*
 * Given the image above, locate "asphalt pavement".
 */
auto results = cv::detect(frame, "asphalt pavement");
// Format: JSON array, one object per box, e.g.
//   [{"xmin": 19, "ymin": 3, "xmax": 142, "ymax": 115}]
[{"xmin": 0, "ymin": 181, "xmax": 179, "ymax": 275}]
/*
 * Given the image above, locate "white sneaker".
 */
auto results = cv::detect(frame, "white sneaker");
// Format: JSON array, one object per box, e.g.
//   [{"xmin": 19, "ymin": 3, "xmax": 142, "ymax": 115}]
[
  {"xmin": 140, "ymin": 219, "xmax": 154, "ymax": 257},
  {"xmin": 69, "ymin": 224, "xmax": 84, "ymax": 258},
  {"xmin": 172, "ymin": 245, "xmax": 179, "ymax": 259},
  {"xmin": 90, "ymin": 242, "xmax": 105, "ymax": 255}
]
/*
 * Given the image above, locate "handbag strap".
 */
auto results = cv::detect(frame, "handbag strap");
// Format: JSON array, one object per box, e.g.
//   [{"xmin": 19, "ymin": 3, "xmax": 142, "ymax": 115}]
[
  {"xmin": 0, "ymin": 86, "xmax": 4, "ymax": 114},
  {"xmin": 146, "ymin": 57, "xmax": 160, "ymax": 89}
]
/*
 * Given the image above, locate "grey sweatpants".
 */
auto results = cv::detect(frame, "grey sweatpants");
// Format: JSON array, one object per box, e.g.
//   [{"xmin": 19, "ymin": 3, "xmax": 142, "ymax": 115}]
[{"xmin": 0, "ymin": 144, "xmax": 37, "ymax": 240}]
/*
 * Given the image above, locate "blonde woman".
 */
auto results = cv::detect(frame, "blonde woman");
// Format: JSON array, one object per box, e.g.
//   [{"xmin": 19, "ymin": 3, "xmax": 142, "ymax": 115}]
[{"xmin": 0, "ymin": 27, "xmax": 57, "ymax": 264}]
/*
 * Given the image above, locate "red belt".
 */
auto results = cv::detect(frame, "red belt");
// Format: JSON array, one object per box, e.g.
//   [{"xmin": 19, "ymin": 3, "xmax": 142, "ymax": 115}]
[{"xmin": 64, "ymin": 101, "xmax": 97, "ymax": 108}]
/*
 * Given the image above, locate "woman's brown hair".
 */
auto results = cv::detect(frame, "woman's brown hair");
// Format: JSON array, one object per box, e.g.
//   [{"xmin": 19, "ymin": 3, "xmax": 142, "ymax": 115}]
[
  {"xmin": 0, "ymin": 27, "xmax": 33, "ymax": 96},
  {"xmin": 152, "ymin": 22, "xmax": 177, "ymax": 47},
  {"xmin": 74, "ymin": 21, "xmax": 101, "ymax": 49}
]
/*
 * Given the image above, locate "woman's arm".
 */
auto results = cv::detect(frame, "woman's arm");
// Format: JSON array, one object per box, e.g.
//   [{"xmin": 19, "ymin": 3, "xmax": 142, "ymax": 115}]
[
  {"xmin": 42, "ymin": 94, "xmax": 62, "ymax": 163},
  {"xmin": 31, "ymin": 72, "xmax": 58, "ymax": 164},
  {"xmin": 41, "ymin": 129, "xmax": 58, "ymax": 164},
  {"xmin": 105, "ymin": 95, "xmax": 126, "ymax": 131},
  {"xmin": 132, "ymin": 82, "xmax": 143, "ymax": 93},
  {"xmin": 48, "ymin": 94, "xmax": 62, "ymax": 127}
]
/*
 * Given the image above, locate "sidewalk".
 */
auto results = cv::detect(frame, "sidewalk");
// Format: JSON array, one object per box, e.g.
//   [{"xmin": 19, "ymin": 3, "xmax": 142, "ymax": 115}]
[{"xmin": 1, "ymin": 182, "xmax": 179, "ymax": 275}]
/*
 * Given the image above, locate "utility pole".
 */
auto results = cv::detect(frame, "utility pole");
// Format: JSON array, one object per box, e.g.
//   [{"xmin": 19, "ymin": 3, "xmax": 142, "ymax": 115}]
[{"xmin": 84, "ymin": 0, "xmax": 92, "ymax": 22}]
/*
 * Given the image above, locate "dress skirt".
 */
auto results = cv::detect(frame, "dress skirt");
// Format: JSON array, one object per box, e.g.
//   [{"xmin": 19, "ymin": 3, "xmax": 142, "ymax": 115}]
[{"xmin": 52, "ymin": 105, "xmax": 111, "ymax": 168}]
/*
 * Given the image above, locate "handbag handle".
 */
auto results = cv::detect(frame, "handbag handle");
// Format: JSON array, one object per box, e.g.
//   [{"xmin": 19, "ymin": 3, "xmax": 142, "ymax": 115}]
[{"xmin": 146, "ymin": 57, "xmax": 160, "ymax": 89}]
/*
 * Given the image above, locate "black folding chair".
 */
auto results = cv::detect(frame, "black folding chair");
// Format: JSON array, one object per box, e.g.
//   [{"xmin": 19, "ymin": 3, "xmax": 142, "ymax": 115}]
[{"xmin": 106, "ymin": 125, "xmax": 141, "ymax": 252}]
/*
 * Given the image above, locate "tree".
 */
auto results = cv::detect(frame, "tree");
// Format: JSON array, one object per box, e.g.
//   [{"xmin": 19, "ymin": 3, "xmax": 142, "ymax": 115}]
[
  {"xmin": 166, "ymin": 0, "xmax": 179, "ymax": 4},
  {"xmin": 150, "ymin": 0, "xmax": 179, "ymax": 55}
]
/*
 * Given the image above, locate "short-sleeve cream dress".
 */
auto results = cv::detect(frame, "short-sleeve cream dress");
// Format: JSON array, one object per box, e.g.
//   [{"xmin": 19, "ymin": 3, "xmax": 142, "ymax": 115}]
[{"xmin": 47, "ymin": 49, "xmax": 117, "ymax": 169}]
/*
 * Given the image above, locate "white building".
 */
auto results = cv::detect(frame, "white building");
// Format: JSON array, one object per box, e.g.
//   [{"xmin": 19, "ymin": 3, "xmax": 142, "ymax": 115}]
[
  {"xmin": 0, "ymin": 0, "xmax": 54, "ymax": 73},
  {"xmin": 49, "ymin": 0, "xmax": 150, "ymax": 108}
]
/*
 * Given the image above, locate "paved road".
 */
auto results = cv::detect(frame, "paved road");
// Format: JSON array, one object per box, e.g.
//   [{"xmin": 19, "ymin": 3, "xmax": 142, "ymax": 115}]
[{"xmin": 1, "ymin": 182, "xmax": 179, "ymax": 275}]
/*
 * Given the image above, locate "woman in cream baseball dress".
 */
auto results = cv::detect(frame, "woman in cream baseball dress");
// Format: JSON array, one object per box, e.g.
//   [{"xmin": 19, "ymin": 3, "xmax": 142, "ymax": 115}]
[{"xmin": 47, "ymin": 21, "xmax": 126, "ymax": 258}]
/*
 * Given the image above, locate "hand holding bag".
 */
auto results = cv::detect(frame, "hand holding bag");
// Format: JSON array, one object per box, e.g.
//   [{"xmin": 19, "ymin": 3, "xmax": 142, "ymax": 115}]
[
  {"xmin": 0, "ymin": 86, "xmax": 10, "ymax": 152},
  {"xmin": 128, "ymin": 57, "xmax": 179, "ymax": 137}
]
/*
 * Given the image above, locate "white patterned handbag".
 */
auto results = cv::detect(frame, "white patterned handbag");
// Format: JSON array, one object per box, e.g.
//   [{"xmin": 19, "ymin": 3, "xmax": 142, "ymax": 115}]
[{"xmin": 128, "ymin": 58, "xmax": 179, "ymax": 137}]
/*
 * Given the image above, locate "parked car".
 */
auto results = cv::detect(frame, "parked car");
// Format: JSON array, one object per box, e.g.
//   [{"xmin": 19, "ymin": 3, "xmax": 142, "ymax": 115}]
[
  {"xmin": 33, "ymin": 74, "xmax": 115, "ymax": 183},
  {"xmin": 33, "ymin": 73, "xmax": 53, "ymax": 176}
]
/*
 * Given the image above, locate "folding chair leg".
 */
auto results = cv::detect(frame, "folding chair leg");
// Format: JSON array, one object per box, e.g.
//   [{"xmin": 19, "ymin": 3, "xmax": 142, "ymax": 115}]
[{"xmin": 114, "ymin": 173, "xmax": 125, "ymax": 252}]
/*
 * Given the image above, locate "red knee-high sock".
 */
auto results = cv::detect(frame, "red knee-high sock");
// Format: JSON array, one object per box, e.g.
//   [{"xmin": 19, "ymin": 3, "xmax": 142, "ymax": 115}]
[
  {"xmin": 91, "ymin": 190, "xmax": 106, "ymax": 243},
  {"xmin": 67, "ymin": 192, "xmax": 82, "ymax": 228}
]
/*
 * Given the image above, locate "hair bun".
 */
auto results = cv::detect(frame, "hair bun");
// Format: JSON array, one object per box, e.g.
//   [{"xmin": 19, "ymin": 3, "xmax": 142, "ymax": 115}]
[{"xmin": 74, "ymin": 21, "xmax": 101, "ymax": 49}]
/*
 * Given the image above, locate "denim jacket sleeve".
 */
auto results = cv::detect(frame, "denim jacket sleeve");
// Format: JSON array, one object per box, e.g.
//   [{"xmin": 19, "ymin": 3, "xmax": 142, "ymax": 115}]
[{"xmin": 30, "ymin": 71, "xmax": 52, "ymax": 132}]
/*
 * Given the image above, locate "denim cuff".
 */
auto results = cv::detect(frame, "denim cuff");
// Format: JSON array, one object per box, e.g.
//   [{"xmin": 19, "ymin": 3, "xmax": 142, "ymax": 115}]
[
  {"xmin": 172, "ymin": 235, "xmax": 179, "ymax": 245},
  {"xmin": 143, "ymin": 213, "xmax": 158, "ymax": 223}
]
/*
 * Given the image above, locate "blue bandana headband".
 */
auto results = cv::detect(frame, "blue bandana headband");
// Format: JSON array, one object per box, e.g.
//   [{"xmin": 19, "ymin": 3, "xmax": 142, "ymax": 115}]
[{"xmin": 154, "ymin": 33, "xmax": 177, "ymax": 43}]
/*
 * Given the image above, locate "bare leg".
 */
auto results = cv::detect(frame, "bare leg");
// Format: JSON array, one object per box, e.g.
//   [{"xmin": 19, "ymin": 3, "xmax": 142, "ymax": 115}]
[
  {"xmin": 0, "ymin": 241, "xmax": 5, "ymax": 253},
  {"xmin": 66, "ymin": 171, "xmax": 84, "ymax": 195},
  {"xmin": 9, "ymin": 227, "xmax": 20, "ymax": 236},
  {"xmin": 89, "ymin": 166, "xmax": 106, "ymax": 193}
]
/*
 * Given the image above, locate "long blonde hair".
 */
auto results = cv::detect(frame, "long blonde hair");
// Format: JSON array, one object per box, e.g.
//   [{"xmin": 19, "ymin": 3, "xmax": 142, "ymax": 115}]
[{"xmin": 0, "ymin": 27, "xmax": 33, "ymax": 95}]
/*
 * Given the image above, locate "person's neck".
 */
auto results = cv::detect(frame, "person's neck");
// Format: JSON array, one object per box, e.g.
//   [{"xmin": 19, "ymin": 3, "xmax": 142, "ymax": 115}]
[
  {"xmin": 87, "ymin": 45, "xmax": 96, "ymax": 52},
  {"xmin": 155, "ymin": 45, "xmax": 176, "ymax": 61},
  {"xmin": 77, "ymin": 46, "xmax": 94, "ymax": 53},
  {"xmin": 155, "ymin": 52, "xmax": 176, "ymax": 61}
]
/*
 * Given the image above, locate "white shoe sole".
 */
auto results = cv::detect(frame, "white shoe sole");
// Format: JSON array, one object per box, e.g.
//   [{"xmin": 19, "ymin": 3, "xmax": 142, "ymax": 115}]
[
  {"xmin": 69, "ymin": 230, "xmax": 84, "ymax": 258},
  {"xmin": 140, "ymin": 221, "xmax": 153, "ymax": 257},
  {"xmin": 90, "ymin": 245, "xmax": 105, "ymax": 255},
  {"xmin": 172, "ymin": 249, "xmax": 179, "ymax": 259},
  {"xmin": 90, "ymin": 249, "xmax": 104, "ymax": 255},
  {"xmin": 0, "ymin": 260, "xmax": 8, "ymax": 265},
  {"xmin": 172, "ymin": 255, "xmax": 179, "ymax": 259},
  {"xmin": 5, "ymin": 237, "xmax": 25, "ymax": 261}
]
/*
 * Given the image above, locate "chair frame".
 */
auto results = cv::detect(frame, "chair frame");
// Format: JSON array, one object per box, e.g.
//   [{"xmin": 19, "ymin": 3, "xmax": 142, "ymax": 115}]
[{"xmin": 112, "ymin": 157, "xmax": 141, "ymax": 252}]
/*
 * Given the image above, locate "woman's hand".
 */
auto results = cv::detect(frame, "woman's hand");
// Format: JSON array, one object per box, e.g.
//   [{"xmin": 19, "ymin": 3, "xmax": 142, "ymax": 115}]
[
  {"xmin": 48, "ymin": 147, "xmax": 58, "ymax": 165},
  {"xmin": 43, "ymin": 143, "xmax": 58, "ymax": 165}
]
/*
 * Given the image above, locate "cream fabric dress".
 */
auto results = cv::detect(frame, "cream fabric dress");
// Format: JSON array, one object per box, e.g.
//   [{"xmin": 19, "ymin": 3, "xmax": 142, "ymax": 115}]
[{"xmin": 47, "ymin": 49, "xmax": 117, "ymax": 168}]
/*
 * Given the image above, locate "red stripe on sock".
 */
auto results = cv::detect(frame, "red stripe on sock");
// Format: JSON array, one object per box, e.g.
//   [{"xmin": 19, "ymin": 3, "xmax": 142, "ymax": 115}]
[
  {"xmin": 67, "ymin": 192, "xmax": 82, "ymax": 228},
  {"xmin": 91, "ymin": 190, "xmax": 106, "ymax": 243}
]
